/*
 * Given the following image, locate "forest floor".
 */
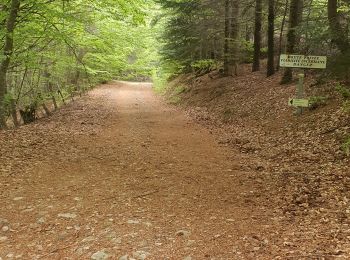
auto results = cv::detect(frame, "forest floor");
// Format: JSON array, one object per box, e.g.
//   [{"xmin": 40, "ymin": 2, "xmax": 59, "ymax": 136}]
[
  {"xmin": 0, "ymin": 78, "xmax": 349, "ymax": 260},
  {"xmin": 165, "ymin": 67, "xmax": 350, "ymax": 259}
]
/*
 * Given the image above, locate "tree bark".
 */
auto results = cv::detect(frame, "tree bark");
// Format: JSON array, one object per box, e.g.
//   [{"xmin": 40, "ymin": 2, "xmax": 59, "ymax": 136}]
[
  {"xmin": 252, "ymin": 0, "xmax": 262, "ymax": 72},
  {"xmin": 267, "ymin": 0, "xmax": 275, "ymax": 76},
  {"xmin": 281, "ymin": 0, "xmax": 303, "ymax": 84},
  {"xmin": 328, "ymin": 0, "xmax": 349, "ymax": 54},
  {"xmin": 277, "ymin": 0, "xmax": 289, "ymax": 70},
  {"xmin": 0, "ymin": 0, "xmax": 20, "ymax": 128},
  {"xmin": 229, "ymin": 0, "xmax": 240, "ymax": 76},
  {"xmin": 223, "ymin": 0, "xmax": 231, "ymax": 76},
  {"xmin": 10, "ymin": 98, "xmax": 19, "ymax": 127}
]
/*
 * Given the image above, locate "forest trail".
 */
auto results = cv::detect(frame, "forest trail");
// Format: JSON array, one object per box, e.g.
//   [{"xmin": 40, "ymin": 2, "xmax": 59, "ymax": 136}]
[{"xmin": 1, "ymin": 82, "xmax": 282, "ymax": 259}]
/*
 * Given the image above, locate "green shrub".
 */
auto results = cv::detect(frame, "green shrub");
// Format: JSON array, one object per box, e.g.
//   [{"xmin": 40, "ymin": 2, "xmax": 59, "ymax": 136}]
[
  {"xmin": 168, "ymin": 95, "xmax": 181, "ymax": 105},
  {"xmin": 336, "ymin": 84, "xmax": 350, "ymax": 100},
  {"xmin": 309, "ymin": 96, "xmax": 328, "ymax": 110},
  {"xmin": 240, "ymin": 40, "xmax": 253, "ymax": 63},
  {"xmin": 343, "ymin": 100, "xmax": 350, "ymax": 112},
  {"xmin": 342, "ymin": 136, "xmax": 350, "ymax": 157},
  {"xmin": 260, "ymin": 47, "xmax": 268, "ymax": 59},
  {"xmin": 152, "ymin": 69, "xmax": 170, "ymax": 94},
  {"xmin": 173, "ymin": 85, "xmax": 187, "ymax": 95},
  {"xmin": 191, "ymin": 59, "xmax": 217, "ymax": 74}
]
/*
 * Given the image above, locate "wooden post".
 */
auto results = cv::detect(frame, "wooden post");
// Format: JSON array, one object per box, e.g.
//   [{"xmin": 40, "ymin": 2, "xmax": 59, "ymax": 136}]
[
  {"xmin": 10, "ymin": 98, "xmax": 19, "ymax": 127},
  {"xmin": 296, "ymin": 73, "xmax": 304, "ymax": 115}
]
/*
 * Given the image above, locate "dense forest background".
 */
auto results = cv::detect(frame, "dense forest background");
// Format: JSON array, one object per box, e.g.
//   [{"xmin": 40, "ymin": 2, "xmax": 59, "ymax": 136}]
[
  {"xmin": 157, "ymin": 0, "xmax": 350, "ymax": 80},
  {"xmin": 0, "ymin": 0, "xmax": 161, "ymax": 128},
  {"xmin": 0, "ymin": 0, "xmax": 350, "ymax": 129}
]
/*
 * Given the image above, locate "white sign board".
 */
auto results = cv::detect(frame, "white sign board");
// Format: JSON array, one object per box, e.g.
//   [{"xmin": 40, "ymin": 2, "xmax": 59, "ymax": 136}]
[{"xmin": 280, "ymin": 54, "xmax": 327, "ymax": 69}]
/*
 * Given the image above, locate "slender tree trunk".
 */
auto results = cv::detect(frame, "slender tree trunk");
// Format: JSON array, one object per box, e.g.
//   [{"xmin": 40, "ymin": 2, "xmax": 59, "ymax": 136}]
[
  {"xmin": 223, "ymin": 0, "xmax": 231, "ymax": 76},
  {"xmin": 0, "ymin": 0, "xmax": 20, "ymax": 128},
  {"xmin": 277, "ymin": 0, "xmax": 289, "ymax": 70},
  {"xmin": 252, "ymin": 0, "xmax": 262, "ymax": 72},
  {"xmin": 229, "ymin": 0, "xmax": 240, "ymax": 76},
  {"xmin": 328, "ymin": 0, "xmax": 349, "ymax": 54},
  {"xmin": 267, "ymin": 0, "xmax": 275, "ymax": 76},
  {"xmin": 10, "ymin": 98, "xmax": 19, "ymax": 127},
  {"xmin": 42, "ymin": 103, "xmax": 51, "ymax": 116},
  {"xmin": 281, "ymin": 0, "xmax": 303, "ymax": 84}
]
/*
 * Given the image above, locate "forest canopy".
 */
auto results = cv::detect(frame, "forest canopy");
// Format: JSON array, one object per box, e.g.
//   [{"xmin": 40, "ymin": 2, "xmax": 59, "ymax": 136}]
[
  {"xmin": 157, "ymin": 0, "xmax": 350, "ymax": 80},
  {"xmin": 0, "ymin": 0, "xmax": 350, "ymax": 128},
  {"xmin": 0, "ymin": 0, "xmax": 161, "ymax": 128}
]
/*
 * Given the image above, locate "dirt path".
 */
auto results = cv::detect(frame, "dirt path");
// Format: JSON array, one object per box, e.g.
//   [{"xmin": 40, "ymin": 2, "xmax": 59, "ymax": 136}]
[{"xmin": 1, "ymin": 82, "xmax": 282, "ymax": 259}]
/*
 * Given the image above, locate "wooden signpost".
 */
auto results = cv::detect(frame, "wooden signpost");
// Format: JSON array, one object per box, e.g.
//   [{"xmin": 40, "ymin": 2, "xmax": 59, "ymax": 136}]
[
  {"xmin": 280, "ymin": 54, "xmax": 327, "ymax": 115},
  {"xmin": 280, "ymin": 54, "xmax": 327, "ymax": 69},
  {"xmin": 288, "ymin": 98, "xmax": 309, "ymax": 108}
]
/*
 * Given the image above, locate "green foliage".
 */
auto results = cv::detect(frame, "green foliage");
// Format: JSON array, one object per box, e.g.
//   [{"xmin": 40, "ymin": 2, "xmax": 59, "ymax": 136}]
[
  {"xmin": 173, "ymin": 85, "xmax": 187, "ymax": 95},
  {"xmin": 152, "ymin": 68, "xmax": 172, "ymax": 93},
  {"xmin": 343, "ymin": 100, "xmax": 350, "ymax": 113},
  {"xmin": 342, "ymin": 136, "xmax": 350, "ymax": 157},
  {"xmin": 336, "ymin": 84, "xmax": 350, "ymax": 100},
  {"xmin": 191, "ymin": 59, "xmax": 218, "ymax": 74},
  {"xmin": 260, "ymin": 47, "xmax": 268, "ymax": 59},
  {"xmin": 328, "ymin": 51, "xmax": 350, "ymax": 79},
  {"xmin": 334, "ymin": 84, "xmax": 350, "ymax": 113},
  {"xmin": 168, "ymin": 95, "xmax": 182, "ymax": 105},
  {"xmin": 240, "ymin": 41, "xmax": 254, "ymax": 63},
  {"xmin": 156, "ymin": 0, "xmax": 214, "ymax": 72},
  {"xmin": 309, "ymin": 96, "xmax": 328, "ymax": 110},
  {"xmin": 0, "ymin": 0, "xmax": 162, "ymax": 125}
]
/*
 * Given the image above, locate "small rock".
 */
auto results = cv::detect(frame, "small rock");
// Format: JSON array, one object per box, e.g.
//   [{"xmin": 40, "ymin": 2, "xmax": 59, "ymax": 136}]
[
  {"xmin": 143, "ymin": 222, "xmax": 152, "ymax": 227},
  {"xmin": 127, "ymin": 220, "xmax": 140, "ymax": 224},
  {"xmin": 82, "ymin": 236, "xmax": 95, "ymax": 243},
  {"xmin": 111, "ymin": 237, "xmax": 122, "ymax": 244},
  {"xmin": 0, "ymin": 236, "xmax": 8, "ymax": 242},
  {"xmin": 76, "ymin": 248, "xmax": 84, "ymax": 255},
  {"xmin": 58, "ymin": 213, "xmax": 77, "ymax": 219},
  {"xmin": 22, "ymin": 208, "xmax": 34, "ymax": 213},
  {"xmin": 13, "ymin": 197, "xmax": 24, "ymax": 201},
  {"xmin": 37, "ymin": 217, "xmax": 45, "ymax": 224},
  {"xmin": 1, "ymin": 226, "xmax": 9, "ymax": 232},
  {"xmin": 187, "ymin": 240, "xmax": 195, "ymax": 246},
  {"xmin": 91, "ymin": 251, "xmax": 109, "ymax": 260},
  {"xmin": 132, "ymin": 250, "xmax": 150, "ymax": 260},
  {"xmin": 119, "ymin": 255, "xmax": 128, "ymax": 260},
  {"xmin": 183, "ymin": 257, "xmax": 192, "ymax": 260}
]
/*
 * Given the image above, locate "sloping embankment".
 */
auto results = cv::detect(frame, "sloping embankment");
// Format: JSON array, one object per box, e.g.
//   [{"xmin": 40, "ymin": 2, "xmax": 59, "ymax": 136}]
[{"xmin": 165, "ymin": 69, "xmax": 350, "ymax": 256}]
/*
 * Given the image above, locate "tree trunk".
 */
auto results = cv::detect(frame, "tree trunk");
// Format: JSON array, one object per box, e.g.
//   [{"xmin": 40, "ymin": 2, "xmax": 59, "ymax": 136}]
[
  {"xmin": 281, "ymin": 0, "xmax": 303, "ymax": 84},
  {"xmin": 10, "ymin": 98, "xmax": 19, "ymax": 127},
  {"xmin": 223, "ymin": 0, "xmax": 231, "ymax": 76},
  {"xmin": 328, "ymin": 0, "xmax": 349, "ymax": 54},
  {"xmin": 0, "ymin": 0, "xmax": 20, "ymax": 128},
  {"xmin": 267, "ymin": 0, "xmax": 275, "ymax": 77},
  {"xmin": 277, "ymin": 0, "xmax": 289, "ymax": 70},
  {"xmin": 252, "ymin": 0, "xmax": 262, "ymax": 72},
  {"xmin": 229, "ymin": 0, "xmax": 240, "ymax": 76}
]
